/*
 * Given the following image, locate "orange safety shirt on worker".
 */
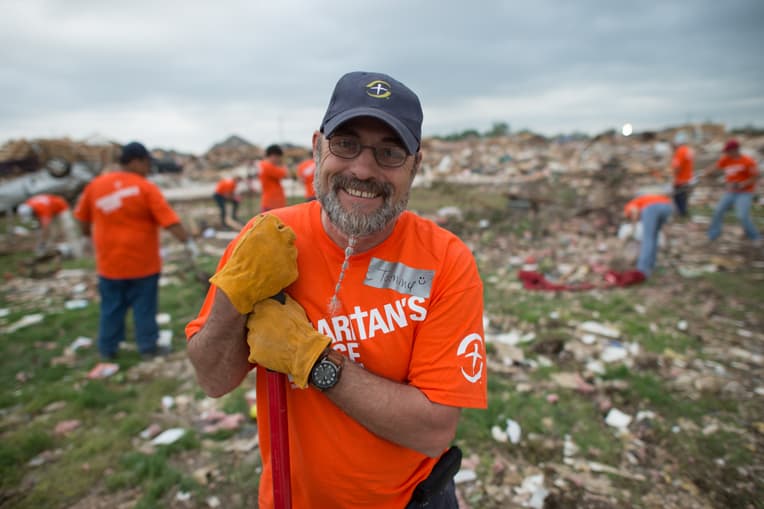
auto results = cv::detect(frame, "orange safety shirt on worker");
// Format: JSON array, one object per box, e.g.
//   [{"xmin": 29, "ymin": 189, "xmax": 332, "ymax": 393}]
[
  {"xmin": 258, "ymin": 160, "xmax": 287, "ymax": 210},
  {"xmin": 25, "ymin": 194, "xmax": 69, "ymax": 227},
  {"xmin": 715, "ymin": 154, "xmax": 758, "ymax": 193},
  {"xmin": 186, "ymin": 201, "xmax": 487, "ymax": 509},
  {"xmin": 671, "ymin": 145, "xmax": 694, "ymax": 185},
  {"xmin": 296, "ymin": 158, "xmax": 316, "ymax": 199},
  {"xmin": 214, "ymin": 178, "xmax": 237, "ymax": 197},
  {"xmin": 624, "ymin": 194, "xmax": 672, "ymax": 218},
  {"xmin": 73, "ymin": 171, "xmax": 180, "ymax": 279}
]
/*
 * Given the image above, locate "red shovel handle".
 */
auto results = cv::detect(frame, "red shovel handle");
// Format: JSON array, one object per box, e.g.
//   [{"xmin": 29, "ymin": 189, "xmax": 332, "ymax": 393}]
[{"xmin": 267, "ymin": 370, "xmax": 292, "ymax": 509}]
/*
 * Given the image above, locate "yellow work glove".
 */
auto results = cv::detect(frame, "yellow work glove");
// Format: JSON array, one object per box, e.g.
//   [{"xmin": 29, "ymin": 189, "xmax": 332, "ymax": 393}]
[
  {"xmin": 246, "ymin": 294, "xmax": 332, "ymax": 388},
  {"xmin": 209, "ymin": 214, "xmax": 298, "ymax": 314}
]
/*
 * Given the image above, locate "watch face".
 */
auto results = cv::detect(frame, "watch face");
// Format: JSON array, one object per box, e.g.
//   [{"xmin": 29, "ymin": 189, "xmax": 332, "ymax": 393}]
[{"xmin": 311, "ymin": 359, "xmax": 339, "ymax": 390}]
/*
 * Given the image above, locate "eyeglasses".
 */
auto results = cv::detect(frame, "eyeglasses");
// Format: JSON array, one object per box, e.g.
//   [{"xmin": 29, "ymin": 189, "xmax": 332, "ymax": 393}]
[{"xmin": 327, "ymin": 135, "xmax": 409, "ymax": 168}]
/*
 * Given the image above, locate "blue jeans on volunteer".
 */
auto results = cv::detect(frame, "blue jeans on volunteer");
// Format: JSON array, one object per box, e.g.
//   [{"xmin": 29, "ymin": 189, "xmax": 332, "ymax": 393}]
[
  {"xmin": 638, "ymin": 203, "xmax": 673, "ymax": 277},
  {"xmin": 97, "ymin": 274, "xmax": 160, "ymax": 359},
  {"xmin": 707, "ymin": 192, "xmax": 760, "ymax": 241}
]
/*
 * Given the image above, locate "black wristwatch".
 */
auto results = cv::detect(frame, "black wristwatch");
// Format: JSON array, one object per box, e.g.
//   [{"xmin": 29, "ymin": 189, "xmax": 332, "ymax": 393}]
[{"xmin": 309, "ymin": 348, "xmax": 344, "ymax": 391}]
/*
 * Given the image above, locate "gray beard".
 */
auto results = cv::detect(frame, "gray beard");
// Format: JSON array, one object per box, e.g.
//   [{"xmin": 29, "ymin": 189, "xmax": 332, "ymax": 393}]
[{"xmin": 316, "ymin": 171, "xmax": 409, "ymax": 238}]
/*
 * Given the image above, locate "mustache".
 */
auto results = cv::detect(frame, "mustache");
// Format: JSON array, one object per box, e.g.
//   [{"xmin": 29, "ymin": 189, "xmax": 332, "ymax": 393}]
[{"xmin": 330, "ymin": 174, "xmax": 391, "ymax": 198}]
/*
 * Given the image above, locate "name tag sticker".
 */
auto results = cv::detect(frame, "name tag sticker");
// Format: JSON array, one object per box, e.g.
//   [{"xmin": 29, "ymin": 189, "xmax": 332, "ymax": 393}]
[{"xmin": 364, "ymin": 258, "xmax": 434, "ymax": 298}]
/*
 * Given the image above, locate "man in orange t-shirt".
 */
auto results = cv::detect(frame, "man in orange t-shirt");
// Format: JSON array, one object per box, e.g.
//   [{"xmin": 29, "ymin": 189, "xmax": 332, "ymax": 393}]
[
  {"xmin": 258, "ymin": 144, "xmax": 288, "ymax": 211},
  {"xmin": 74, "ymin": 141, "xmax": 198, "ymax": 360},
  {"xmin": 623, "ymin": 194, "xmax": 673, "ymax": 277},
  {"xmin": 296, "ymin": 153, "xmax": 316, "ymax": 201},
  {"xmin": 670, "ymin": 131, "xmax": 694, "ymax": 217},
  {"xmin": 186, "ymin": 72, "xmax": 487, "ymax": 508},
  {"xmin": 213, "ymin": 175, "xmax": 242, "ymax": 227},
  {"xmin": 17, "ymin": 193, "xmax": 71, "ymax": 255},
  {"xmin": 705, "ymin": 139, "xmax": 760, "ymax": 242}
]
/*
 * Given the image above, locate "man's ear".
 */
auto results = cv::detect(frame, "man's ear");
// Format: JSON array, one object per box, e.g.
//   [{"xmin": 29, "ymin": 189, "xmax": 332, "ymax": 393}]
[{"xmin": 413, "ymin": 152, "xmax": 423, "ymax": 176}]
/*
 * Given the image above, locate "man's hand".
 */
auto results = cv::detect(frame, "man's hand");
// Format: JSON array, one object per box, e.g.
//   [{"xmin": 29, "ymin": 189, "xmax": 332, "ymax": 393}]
[
  {"xmin": 209, "ymin": 214, "xmax": 298, "ymax": 314},
  {"xmin": 246, "ymin": 294, "xmax": 331, "ymax": 388}
]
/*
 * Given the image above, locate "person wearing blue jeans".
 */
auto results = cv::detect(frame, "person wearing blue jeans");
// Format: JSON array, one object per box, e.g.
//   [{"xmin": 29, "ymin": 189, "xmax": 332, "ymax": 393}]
[
  {"xmin": 703, "ymin": 139, "xmax": 760, "ymax": 242},
  {"xmin": 624, "ymin": 194, "xmax": 674, "ymax": 278},
  {"xmin": 707, "ymin": 191, "xmax": 760, "ymax": 241},
  {"xmin": 98, "ymin": 274, "xmax": 159, "ymax": 358}
]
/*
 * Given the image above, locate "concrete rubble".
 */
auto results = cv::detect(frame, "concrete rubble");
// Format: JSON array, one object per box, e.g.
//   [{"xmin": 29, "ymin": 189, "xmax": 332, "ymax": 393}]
[{"xmin": 1, "ymin": 123, "xmax": 762, "ymax": 508}]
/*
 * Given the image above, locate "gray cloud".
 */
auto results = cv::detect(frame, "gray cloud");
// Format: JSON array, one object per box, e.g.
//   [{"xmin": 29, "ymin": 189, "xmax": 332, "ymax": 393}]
[{"xmin": 2, "ymin": 0, "xmax": 762, "ymax": 153}]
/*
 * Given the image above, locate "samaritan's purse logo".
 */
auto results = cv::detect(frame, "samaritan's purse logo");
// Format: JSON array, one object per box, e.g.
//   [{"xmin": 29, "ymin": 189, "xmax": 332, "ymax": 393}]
[
  {"xmin": 366, "ymin": 80, "xmax": 391, "ymax": 99},
  {"xmin": 457, "ymin": 333, "xmax": 484, "ymax": 383}
]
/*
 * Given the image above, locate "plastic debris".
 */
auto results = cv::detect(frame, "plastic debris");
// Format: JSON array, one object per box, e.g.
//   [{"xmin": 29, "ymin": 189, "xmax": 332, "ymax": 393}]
[
  {"xmin": 454, "ymin": 469, "xmax": 478, "ymax": 484},
  {"xmin": 151, "ymin": 428, "xmax": 186, "ymax": 445},
  {"xmin": 2, "ymin": 313, "xmax": 44, "ymax": 333},
  {"xmin": 86, "ymin": 362, "xmax": 119, "ymax": 379},
  {"xmin": 605, "ymin": 408, "xmax": 633, "ymax": 429}
]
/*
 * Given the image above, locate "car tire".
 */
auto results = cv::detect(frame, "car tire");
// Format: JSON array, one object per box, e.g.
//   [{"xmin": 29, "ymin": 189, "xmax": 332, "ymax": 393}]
[{"xmin": 45, "ymin": 158, "xmax": 72, "ymax": 178}]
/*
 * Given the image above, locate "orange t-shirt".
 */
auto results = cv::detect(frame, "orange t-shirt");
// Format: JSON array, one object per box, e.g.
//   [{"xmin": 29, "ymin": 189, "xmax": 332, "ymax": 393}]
[
  {"xmin": 716, "ymin": 154, "xmax": 758, "ymax": 193},
  {"xmin": 186, "ymin": 202, "xmax": 487, "ymax": 508},
  {"xmin": 73, "ymin": 171, "xmax": 180, "ymax": 279},
  {"xmin": 25, "ymin": 194, "xmax": 69, "ymax": 227},
  {"xmin": 214, "ymin": 178, "xmax": 238, "ymax": 197},
  {"xmin": 671, "ymin": 145, "xmax": 694, "ymax": 185},
  {"xmin": 258, "ymin": 160, "xmax": 287, "ymax": 210},
  {"xmin": 624, "ymin": 194, "xmax": 672, "ymax": 218},
  {"xmin": 296, "ymin": 159, "xmax": 316, "ymax": 199}
]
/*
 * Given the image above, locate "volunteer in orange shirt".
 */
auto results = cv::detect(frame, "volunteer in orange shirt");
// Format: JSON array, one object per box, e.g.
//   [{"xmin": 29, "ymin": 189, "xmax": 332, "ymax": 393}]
[
  {"xmin": 296, "ymin": 152, "xmax": 316, "ymax": 201},
  {"xmin": 705, "ymin": 139, "xmax": 760, "ymax": 242},
  {"xmin": 74, "ymin": 141, "xmax": 199, "ymax": 360},
  {"xmin": 186, "ymin": 71, "xmax": 487, "ymax": 508},
  {"xmin": 213, "ymin": 175, "xmax": 242, "ymax": 227},
  {"xmin": 670, "ymin": 131, "xmax": 694, "ymax": 217},
  {"xmin": 17, "ymin": 193, "xmax": 71, "ymax": 255},
  {"xmin": 623, "ymin": 194, "xmax": 674, "ymax": 277},
  {"xmin": 258, "ymin": 144, "xmax": 288, "ymax": 211}
]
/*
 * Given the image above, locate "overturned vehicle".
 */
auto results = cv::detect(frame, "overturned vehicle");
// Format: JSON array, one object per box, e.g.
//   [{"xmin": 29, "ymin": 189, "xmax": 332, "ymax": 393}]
[{"xmin": 0, "ymin": 138, "xmax": 183, "ymax": 213}]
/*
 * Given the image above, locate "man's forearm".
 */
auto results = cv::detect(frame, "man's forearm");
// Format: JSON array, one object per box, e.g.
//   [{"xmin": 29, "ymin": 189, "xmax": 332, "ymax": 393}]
[
  {"xmin": 323, "ymin": 359, "xmax": 460, "ymax": 457},
  {"xmin": 187, "ymin": 289, "xmax": 251, "ymax": 397}
]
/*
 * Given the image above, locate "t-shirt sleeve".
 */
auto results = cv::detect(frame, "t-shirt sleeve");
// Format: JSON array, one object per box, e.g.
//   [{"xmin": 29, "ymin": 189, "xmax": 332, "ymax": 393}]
[
  {"xmin": 407, "ymin": 242, "xmax": 487, "ymax": 409},
  {"xmin": 145, "ymin": 182, "xmax": 181, "ymax": 227}
]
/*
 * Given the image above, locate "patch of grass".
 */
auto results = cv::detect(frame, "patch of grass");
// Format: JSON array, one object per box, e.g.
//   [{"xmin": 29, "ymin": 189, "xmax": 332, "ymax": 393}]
[{"xmin": 0, "ymin": 424, "xmax": 53, "ymax": 491}]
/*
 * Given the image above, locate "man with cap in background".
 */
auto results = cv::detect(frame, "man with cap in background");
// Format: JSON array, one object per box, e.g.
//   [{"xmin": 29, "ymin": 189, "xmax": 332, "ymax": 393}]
[
  {"xmin": 74, "ymin": 141, "xmax": 199, "ymax": 360},
  {"xmin": 669, "ymin": 131, "xmax": 694, "ymax": 217},
  {"xmin": 703, "ymin": 139, "xmax": 760, "ymax": 243},
  {"xmin": 186, "ymin": 72, "xmax": 487, "ymax": 508}
]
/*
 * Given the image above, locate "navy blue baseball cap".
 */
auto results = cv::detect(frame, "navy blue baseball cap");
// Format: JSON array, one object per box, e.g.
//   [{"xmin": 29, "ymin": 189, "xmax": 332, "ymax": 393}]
[
  {"xmin": 320, "ymin": 71, "xmax": 423, "ymax": 154},
  {"xmin": 119, "ymin": 141, "xmax": 151, "ymax": 164}
]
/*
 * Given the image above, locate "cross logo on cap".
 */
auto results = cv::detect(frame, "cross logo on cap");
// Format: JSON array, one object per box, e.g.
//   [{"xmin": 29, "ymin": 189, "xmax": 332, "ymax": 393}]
[{"xmin": 366, "ymin": 80, "xmax": 391, "ymax": 99}]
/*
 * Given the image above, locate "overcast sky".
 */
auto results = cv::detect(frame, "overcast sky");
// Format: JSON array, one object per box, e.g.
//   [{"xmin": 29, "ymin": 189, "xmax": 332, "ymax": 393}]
[{"xmin": 2, "ymin": 0, "xmax": 763, "ymax": 154}]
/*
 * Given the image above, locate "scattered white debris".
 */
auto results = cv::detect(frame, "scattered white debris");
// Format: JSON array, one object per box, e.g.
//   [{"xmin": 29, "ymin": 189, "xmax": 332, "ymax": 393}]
[
  {"xmin": 151, "ymin": 428, "xmax": 186, "ymax": 445},
  {"xmin": 454, "ymin": 469, "xmax": 477, "ymax": 484},
  {"xmin": 506, "ymin": 418, "xmax": 522, "ymax": 444},
  {"xmin": 156, "ymin": 313, "xmax": 172, "ymax": 325},
  {"xmin": 161, "ymin": 396, "xmax": 175, "ymax": 410},
  {"xmin": 64, "ymin": 299, "xmax": 88, "ymax": 310},
  {"xmin": 578, "ymin": 321, "xmax": 620, "ymax": 339},
  {"xmin": 3, "ymin": 313, "xmax": 44, "ymax": 333},
  {"xmin": 605, "ymin": 408, "xmax": 633, "ymax": 429},
  {"xmin": 68, "ymin": 336, "xmax": 93, "ymax": 352},
  {"xmin": 636, "ymin": 410, "xmax": 656, "ymax": 422},
  {"xmin": 677, "ymin": 320, "xmax": 688, "ymax": 331},
  {"xmin": 487, "ymin": 330, "xmax": 536, "ymax": 346},
  {"xmin": 158, "ymin": 329, "xmax": 173, "ymax": 348}
]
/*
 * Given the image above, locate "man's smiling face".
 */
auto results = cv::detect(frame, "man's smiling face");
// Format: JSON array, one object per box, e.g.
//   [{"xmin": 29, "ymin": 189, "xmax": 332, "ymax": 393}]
[{"xmin": 314, "ymin": 116, "xmax": 419, "ymax": 238}]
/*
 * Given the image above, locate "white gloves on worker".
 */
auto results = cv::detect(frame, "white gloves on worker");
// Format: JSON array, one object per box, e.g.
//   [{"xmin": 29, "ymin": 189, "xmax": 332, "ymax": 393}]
[{"xmin": 185, "ymin": 239, "xmax": 200, "ymax": 259}]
